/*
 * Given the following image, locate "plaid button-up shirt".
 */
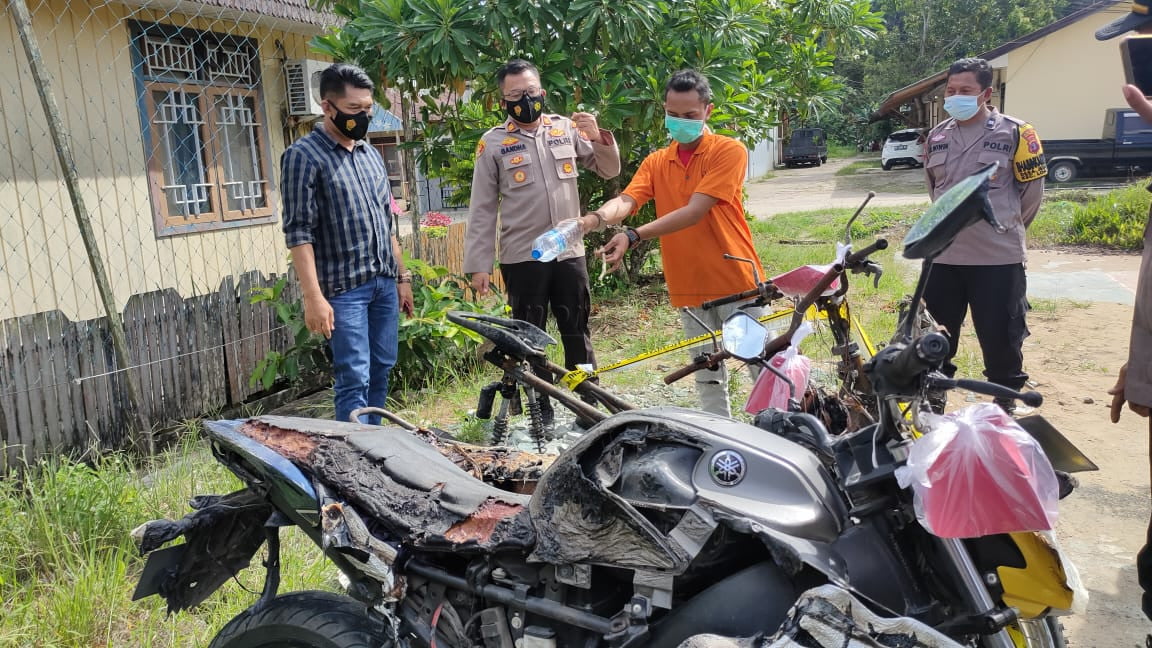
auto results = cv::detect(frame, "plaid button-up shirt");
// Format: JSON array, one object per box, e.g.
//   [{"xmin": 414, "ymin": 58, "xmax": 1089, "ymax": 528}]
[{"xmin": 281, "ymin": 124, "xmax": 398, "ymax": 296}]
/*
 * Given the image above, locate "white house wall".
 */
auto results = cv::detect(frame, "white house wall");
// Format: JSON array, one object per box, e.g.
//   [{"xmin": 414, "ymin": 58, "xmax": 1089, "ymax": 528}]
[{"xmin": 0, "ymin": 0, "xmax": 324, "ymax": 321}]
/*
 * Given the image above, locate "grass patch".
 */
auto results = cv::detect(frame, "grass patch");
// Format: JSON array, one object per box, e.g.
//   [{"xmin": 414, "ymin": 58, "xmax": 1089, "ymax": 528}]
[
  {"xmin": 827, "ymin": 143, "xmax": 857, "ymax": 159},
  {"xmin": 0, "ymin": 437, "xmax": 337, "ymax": 646},
  {"xmin": 1030, "ymin": 181, "xmax": 1150, "ymax": 250},
  {"xmin": 835, "ymin": 160, "xmax": 880, "ymax": 176}
]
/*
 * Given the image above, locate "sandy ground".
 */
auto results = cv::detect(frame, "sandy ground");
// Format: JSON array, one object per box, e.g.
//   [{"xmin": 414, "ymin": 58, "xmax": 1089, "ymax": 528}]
[
  {"xmin": 746, "ymin": 167, "xmax": 1150, "ymax": 645},
  {"xmin": 746, "ymin": 156, "xmax": 931, "ymax": 217},
  {"xmin": 1019, "ymin": 260, "xmax": 1150, "ymax": 647}
]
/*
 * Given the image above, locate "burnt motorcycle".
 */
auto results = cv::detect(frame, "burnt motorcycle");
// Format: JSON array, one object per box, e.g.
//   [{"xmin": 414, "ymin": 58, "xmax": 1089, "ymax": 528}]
[{"xmin": 131, "ymin": 166, "xmax": 1092, "ymax": 648}]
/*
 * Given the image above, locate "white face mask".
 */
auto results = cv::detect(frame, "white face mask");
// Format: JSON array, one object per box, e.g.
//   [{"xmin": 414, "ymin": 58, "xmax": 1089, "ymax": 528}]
[{"xmin": 943, "ymin": 94, "xmax": 982, "ymax": 121}]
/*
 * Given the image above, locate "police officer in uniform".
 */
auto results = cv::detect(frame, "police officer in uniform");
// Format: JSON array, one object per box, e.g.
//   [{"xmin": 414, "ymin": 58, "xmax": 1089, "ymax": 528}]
[
  {"xmin": 464, "ymin": 59, "xmax": 621, "ymax": 423},
  {"xmin": 922, "ymin": 57, "xmax": 1047, "ymax": 414}
]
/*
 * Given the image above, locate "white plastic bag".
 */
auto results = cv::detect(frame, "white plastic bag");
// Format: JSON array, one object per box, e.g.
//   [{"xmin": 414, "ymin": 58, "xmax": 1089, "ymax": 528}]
[
  {"xmin": 895, "ymin": 403, "xmax": 1060, "ymax": 538},
  {"xmin": 744, "ymin": 323, "xmax": 813, "ymax": 413}
]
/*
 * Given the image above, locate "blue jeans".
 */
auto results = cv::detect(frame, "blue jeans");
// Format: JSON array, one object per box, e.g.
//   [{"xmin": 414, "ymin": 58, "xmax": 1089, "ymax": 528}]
[{"xmin": 327, "ymin": 276, "xmax": 399, "ymax": 425}]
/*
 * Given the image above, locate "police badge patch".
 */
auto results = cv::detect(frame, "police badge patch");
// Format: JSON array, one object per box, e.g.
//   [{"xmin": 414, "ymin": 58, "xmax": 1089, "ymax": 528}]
[{"xmin": 1013, "ymin": 124, "xmax": 1047, "ymax": 182}]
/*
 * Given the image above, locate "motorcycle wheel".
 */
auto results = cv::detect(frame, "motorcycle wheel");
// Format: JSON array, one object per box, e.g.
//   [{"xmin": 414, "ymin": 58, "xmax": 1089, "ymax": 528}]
[{"xmin": 208, "ymin": 591, "xmax": 395, "ymax": 648}]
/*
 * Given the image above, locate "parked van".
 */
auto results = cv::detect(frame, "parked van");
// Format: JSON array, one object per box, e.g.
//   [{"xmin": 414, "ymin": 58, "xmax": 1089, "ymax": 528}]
[
  {"xmin": 783, "ymin": 128, "xmax": 828, "ymax": 167},
  {"xmin": 881, "ymin": 129, "xmax": 925, "ymax": 170}
]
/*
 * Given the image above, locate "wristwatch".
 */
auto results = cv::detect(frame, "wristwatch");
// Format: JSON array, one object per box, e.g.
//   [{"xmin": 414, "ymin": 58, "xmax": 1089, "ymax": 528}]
[{"xmin": 624, "ymin": 227, "xmax": 642, "ymax": 249}]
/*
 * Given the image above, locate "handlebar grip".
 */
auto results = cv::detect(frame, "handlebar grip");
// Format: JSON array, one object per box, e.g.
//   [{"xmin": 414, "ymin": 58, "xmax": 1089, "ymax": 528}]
[
  {"xmin": 702, "ymin": 287, "xmax": 762, "ymax": 311},
  {"xmin": 951, "ymin": 379, "xmax": 1044, "ymax": 408},
  {"xmin": 885, "ymin": 332, "xmax": 950, "ymax": 386},
  {"xmin": 664, "ymin": 351, "xmax": 729, "ymax": 385},
  {"xmin": 844, "ymin": 238, "xmax": 889, "ymax": 266}
]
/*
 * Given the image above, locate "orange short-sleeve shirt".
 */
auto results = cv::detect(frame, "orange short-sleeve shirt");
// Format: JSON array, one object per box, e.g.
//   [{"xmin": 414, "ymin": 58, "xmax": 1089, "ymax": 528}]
[{"xmin": 623, "ymin": 132, "xmax": 764, "ymax": 308}]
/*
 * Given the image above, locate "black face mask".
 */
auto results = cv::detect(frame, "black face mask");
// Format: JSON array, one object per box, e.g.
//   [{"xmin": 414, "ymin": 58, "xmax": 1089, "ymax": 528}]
[
  {"xmin": 330, "ymin": 108, "xmax": 371, "ymax": 141},
  {"xmin": 505, "ymin": 93, "xmax": 545, "ymax": 124}
]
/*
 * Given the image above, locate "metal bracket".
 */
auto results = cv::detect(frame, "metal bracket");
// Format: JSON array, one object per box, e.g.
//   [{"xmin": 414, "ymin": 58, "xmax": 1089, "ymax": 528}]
[
  {"xmin": 554, "ymin": 563, "xmax": 592, "ymax": 589},
  {"xmin": 632, "ymin": 571, "xmax": 674, "ymax": 610}
]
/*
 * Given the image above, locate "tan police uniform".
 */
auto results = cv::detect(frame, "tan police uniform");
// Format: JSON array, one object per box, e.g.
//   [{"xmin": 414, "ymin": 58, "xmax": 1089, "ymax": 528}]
[
  {"xmin": 463, "ymin": 113, "xmax": 620, "ymax": 407},
  {"xmin": 921, "ymin": 109, "xmax": 1047, "ymax": 396},
  {"xmin": 464, "ymin": 114, "xmax": 621, "ymax": 273},
  {"xmin": 924, "ymin": 109, "xmax": 1046, "ymax": 266}
]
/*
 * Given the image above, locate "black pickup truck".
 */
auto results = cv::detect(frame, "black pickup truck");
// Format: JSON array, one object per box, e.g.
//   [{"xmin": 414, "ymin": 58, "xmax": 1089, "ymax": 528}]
[{"xmin": 1044, "ymin": 108, "xmax": 1152, "ymax": 182}]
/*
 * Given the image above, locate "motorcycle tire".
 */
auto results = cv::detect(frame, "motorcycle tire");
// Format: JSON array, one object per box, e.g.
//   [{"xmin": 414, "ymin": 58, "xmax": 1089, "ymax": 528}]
[{"xmin": 208, "ymin": 591, "xmax": 395, "ymax": 648}]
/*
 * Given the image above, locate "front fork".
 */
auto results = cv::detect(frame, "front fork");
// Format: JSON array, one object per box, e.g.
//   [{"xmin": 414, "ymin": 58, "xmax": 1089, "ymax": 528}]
[
  {"xmin": 938, "ymin": 535, "xmax": 1061, "ymax": 647},
  {"xmin": 937, "ymin": 536, "xmax": 1018, "ymax": 648}
]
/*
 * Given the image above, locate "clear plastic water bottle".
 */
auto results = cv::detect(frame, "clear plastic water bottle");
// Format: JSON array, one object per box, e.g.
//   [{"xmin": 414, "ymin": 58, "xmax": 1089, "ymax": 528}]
[{"xmin": 530, "ymin": 219, "xmax": 582, "ymax": 262}]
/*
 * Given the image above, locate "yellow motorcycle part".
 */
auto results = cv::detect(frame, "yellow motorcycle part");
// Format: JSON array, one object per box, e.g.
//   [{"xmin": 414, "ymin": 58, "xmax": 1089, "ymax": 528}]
[{"xmin": 998, "ymin": 531, "xmax": 1074, "ymax": 619}]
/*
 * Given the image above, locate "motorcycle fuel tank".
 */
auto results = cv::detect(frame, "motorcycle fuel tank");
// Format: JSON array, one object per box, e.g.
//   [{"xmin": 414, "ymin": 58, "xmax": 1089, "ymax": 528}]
[{"xmin": 529, "ymin": 407, "xmax": 847, "ymax": 573}]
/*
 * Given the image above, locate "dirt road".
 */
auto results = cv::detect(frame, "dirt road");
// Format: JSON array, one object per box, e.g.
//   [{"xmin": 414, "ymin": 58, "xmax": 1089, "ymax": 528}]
[{"xmin": 746, "ymin": 156, "xmax": 930, "ymax": 218}]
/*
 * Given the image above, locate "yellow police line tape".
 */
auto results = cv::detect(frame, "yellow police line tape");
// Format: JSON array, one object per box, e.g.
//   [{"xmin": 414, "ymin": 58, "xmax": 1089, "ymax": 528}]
[{"xmin": 559, "ymin": 305, "xmax": 871, "ymax": 390}]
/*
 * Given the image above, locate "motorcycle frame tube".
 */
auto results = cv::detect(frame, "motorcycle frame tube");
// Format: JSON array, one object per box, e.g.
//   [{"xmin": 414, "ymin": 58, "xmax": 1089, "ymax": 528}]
[{"xmin": 404, "ymin": 561, "xmax": 621, "ymax": 636}]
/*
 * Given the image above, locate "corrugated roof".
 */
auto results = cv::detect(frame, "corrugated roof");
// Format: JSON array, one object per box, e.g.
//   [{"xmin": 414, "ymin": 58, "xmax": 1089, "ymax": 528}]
[{"xmin": 187, "ymin": 0, "xmax": 338, "ymax": 26}]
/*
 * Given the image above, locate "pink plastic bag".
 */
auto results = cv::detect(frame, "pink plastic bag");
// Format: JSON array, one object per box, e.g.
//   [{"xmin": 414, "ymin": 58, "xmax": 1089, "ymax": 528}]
[
  {"xmin": 744, "ymin": 324, "xmax": 812, "ymax": 413},
  {"xmin": 895, "ymin": 403, "xmax": 1059, "ymax": 538}
]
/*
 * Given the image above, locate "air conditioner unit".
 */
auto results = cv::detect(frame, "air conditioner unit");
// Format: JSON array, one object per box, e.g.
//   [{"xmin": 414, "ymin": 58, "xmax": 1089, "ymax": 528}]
[{"xmin": 284, "ymin": 59, "xmax": 329, "ymax": 117}]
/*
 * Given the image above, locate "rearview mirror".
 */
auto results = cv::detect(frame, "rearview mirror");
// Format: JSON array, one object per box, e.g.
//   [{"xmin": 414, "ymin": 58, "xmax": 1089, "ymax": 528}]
[
  {"xmin": 903, "ymin": 163, "xmax": 1001, "ymax": 260},
  {"xmin": 722, "ymin": 312, "xmax": 768, "ymax": 361}
]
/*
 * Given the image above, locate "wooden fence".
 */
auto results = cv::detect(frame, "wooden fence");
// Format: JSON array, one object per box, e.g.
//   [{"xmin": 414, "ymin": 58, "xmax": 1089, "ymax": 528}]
[
  {"xmin": 0, "ymin": 223, "xmax": 491, "ymax": 472},
  {"xmin": 406, "ymin": 221, "xmax": 505, "ymax": 291},
  {"xmin": 0, "ymin": 271, "xmax": 296, "ymax": 472}
]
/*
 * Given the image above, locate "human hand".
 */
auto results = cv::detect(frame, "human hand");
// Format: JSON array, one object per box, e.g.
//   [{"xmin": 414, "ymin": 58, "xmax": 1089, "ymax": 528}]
[
  {"xmin": 570, "ymin": 112, "xmax": 602, "ymax": 143},
  {"xmin": 470, "ymin": 272, "xmax": 491, "ymax": 298},
  {"xmin": 598, "ymin": 232, "xmax": 630, "ymax": 272},
  {"xmin": 303, "ymin": 294, "xmax": 334, "ymax": 339},
  {"xmin": 1108, "ymin": 363, "xmax": 1152, "ymax": 423},
  {"xmin": 579, "ymin": 212, "xmax": 602, "ymax": 234},
  {"xmin": 1123, "ymin": 84, "xmax": 1152, "ymax": 124},
  {"xmin": 397, "ymin": 282, "xmax": 414, "ymax": 317}
]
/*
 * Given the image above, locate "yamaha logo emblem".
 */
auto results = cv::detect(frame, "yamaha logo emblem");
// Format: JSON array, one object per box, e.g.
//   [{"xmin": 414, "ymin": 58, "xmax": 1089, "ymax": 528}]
[{"xmin": 710, "ymin": 450, "xmax": 746, "ymax": 486}]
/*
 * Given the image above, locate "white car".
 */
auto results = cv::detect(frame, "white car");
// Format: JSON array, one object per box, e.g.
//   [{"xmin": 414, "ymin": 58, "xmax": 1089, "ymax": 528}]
[{"xmin": 881, "ymin": 129, "xmax": 925, "ymax": 170}]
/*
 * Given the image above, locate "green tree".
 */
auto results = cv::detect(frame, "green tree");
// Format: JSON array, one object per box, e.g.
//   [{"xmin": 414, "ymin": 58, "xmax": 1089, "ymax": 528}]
[
  {"xmin": 313, "ymin": 0, "xmax": 882, "ymax": 280},
  {"xmin": 861, "ymin": 0, "xmax": 1068, "ymax": 108}
]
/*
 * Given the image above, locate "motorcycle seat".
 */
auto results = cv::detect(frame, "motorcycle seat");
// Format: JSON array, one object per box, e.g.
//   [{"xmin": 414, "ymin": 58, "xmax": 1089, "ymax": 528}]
[{"xmin": 237, "ymin": 417, "xmax": 538, "ymax": 554}]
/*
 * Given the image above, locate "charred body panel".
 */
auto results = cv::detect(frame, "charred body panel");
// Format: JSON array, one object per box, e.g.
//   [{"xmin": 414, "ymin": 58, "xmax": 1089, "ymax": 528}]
[
  {"xmin": 226, "ymin": 417, "xmax": 537, "ymax": 553},
  {"xmin": 131, "ymin": 489, "xmax": 273, "ymax": 613}
]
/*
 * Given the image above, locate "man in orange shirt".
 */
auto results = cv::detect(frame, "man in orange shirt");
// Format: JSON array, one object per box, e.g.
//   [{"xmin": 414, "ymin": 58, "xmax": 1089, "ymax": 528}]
[{"xmin": 580, "ymin": 69, "xmax": 765, "ymax": 416}]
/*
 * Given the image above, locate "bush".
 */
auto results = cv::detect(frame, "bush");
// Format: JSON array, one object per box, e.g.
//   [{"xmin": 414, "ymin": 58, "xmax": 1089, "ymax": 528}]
[
  {"xmin": 393, "ymin": 257, "xmax": 505, "ymax": 392},
  {"xmin": 251, "ymin": 258, "xmax": 505, "ymax": 395},
  {"xmin": 1065, "ymin": 183, "xmax": 1149, "ymax": 250}
]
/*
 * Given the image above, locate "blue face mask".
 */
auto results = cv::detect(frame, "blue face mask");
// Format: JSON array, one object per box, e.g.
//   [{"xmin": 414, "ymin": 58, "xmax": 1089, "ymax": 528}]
[
  {"xmin": 943, "ymin": 94, "xmax": 982, "ymax": 121},
  {"xmin": 665, "ymin": 115, "xmax": 705, "ymax": 143}
]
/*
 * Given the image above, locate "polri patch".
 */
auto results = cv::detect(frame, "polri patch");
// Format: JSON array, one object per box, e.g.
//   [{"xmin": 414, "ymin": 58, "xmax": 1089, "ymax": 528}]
[{"xmin": 1013, "ymin": 124, "xmax": 1047, "ymax": 182}]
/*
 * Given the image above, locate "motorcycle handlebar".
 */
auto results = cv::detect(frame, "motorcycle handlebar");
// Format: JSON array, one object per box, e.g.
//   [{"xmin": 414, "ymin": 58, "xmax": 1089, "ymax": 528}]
[
  {"xmin": 844, "ymin": 238, "xmax": 888, "ymax": 266},
  {"xmin": 928, "ymin": 376, "xmax": 1044, "ymax": 408},
  {"xmin": 702, "ymin": 287, "xmax": 763, "ymax": 311},
  {"xmin": 672, "ymin": 239, "xmax": 889, "ymax": 383},
  {"xmin": 664, "ymin": 350, "xmax": 730, "ymax": 384},
  {"xmin": 883, "ymin": 332, "xmax": 950, "ymax": 386}
]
